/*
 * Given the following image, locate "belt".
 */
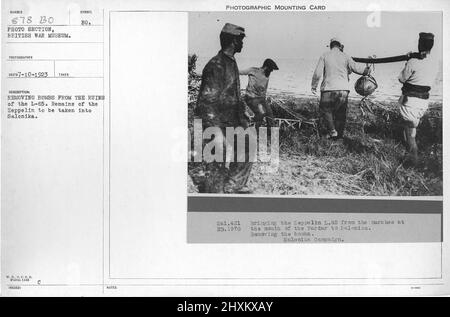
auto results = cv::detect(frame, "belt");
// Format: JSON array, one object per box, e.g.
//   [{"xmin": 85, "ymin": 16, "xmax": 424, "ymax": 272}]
[{"xmin": 401, "ymin": 82, "xmax": 430, "ymax": 100}]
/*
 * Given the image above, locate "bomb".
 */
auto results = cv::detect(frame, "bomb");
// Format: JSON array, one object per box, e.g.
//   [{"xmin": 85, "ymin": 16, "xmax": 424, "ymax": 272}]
[{"xmin": 355, "ymin": 74, "xmax": 378, "ymax": 97}]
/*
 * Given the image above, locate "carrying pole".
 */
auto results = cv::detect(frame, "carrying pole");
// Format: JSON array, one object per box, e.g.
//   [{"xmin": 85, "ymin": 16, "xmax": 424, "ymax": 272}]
[{"xmin": 352, "ymin": 52, "xmax": 424, "ymax": 64}]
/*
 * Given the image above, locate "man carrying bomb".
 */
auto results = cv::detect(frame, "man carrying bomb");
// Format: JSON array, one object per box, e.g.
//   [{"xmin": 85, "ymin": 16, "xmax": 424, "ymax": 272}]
[
  {"xmin": 398, "ymin": 32, "xmax": 438, "ymax": 167},
  {"xmin": 311, "ymin": 37, "xmax": 371, "ymax": 139},
  {"xmin": 194, "ymin": 23, "xmax": 254, "ymax": 193},
  {"xmin": 240, "ymin": 59, "xmax": 279, "ymax": 130}
]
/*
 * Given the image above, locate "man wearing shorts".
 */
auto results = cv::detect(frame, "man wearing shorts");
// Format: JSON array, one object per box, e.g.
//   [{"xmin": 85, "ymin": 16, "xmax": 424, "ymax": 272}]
[{"xmin": 398, "ymin": 32, "xmax": 438, "ymax": 166}]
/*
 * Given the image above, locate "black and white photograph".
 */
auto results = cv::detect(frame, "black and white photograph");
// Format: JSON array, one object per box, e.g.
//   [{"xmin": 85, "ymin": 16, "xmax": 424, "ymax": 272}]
[
  {"xmin": 188, "ymin": 11, "xmax": 443, "ymax": 196},
  {"xmin": 2, "ymin": 0, "xmax": 449, "ymax": 298}
]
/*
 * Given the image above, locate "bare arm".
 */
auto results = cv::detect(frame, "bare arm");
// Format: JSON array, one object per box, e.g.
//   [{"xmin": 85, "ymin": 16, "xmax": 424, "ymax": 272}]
[{"xmin": 239, "ymin": 67, "xmax": 252, "ymax": 76}]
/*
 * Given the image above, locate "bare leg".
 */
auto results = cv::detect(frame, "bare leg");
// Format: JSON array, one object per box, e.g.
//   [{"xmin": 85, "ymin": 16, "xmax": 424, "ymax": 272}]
[{"xmin": 404, "ymin": 127, "xmax": 418, "ymax": 166}]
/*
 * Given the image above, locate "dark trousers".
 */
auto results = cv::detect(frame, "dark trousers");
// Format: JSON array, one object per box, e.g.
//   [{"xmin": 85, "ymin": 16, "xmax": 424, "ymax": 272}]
[
  {"xmin": 244, "ymin": 96, "xmax": 274, "ymax": 129},
  {"xmin": 319, "ymin": 90, "xmax": 349, "ymax": 138},
  {"xmin": 203, "ymin": 163, "xmax": 252, "ymax": 193},
  {"xmin": 203, "ymin": 126, "xmax": 254, "ymax": 193}
]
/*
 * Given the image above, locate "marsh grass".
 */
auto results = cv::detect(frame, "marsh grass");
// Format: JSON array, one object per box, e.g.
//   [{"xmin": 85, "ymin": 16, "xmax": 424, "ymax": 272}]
[
  {"xmin": 188, "ymin": 67, "xmax": 442, "ymax": 196},
  {"xmin": 265, "ymin": 96, "xmax": 443, "ymax": 196}
]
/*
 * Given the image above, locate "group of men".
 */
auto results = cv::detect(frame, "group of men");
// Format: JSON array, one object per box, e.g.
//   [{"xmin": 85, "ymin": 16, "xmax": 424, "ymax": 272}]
[
  {"xmin": 311, "ymin": 32, "xmax": 436, "ymax": 167},
  {"xmin": 194, "ymin": 22, "xmax": 437, "ymax": 193},
  {"xmin": 194, "ymin": 23, "xmax": 278, "ymax": 194}
]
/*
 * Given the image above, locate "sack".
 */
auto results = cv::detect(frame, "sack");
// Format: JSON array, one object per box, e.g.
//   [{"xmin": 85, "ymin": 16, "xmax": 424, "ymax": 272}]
[{"xmin": 355, "ymin": 75, "xmax": 378, "ymax": 97}]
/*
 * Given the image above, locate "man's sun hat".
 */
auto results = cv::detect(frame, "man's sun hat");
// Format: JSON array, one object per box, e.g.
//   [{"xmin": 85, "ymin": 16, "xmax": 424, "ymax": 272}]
[{"xmin": 221, "ymin": 23, "xmax": 246, "ymax": 37}]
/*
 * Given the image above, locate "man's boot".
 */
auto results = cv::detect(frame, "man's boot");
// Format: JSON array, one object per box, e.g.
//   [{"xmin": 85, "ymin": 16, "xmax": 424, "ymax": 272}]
[
  {"xmin": 326, "ymin": 129, "xmax": 338, "ymax": 140},
  {"xmin": 236, "ymin": 185, "xmax": 252, "ymax": 194}
]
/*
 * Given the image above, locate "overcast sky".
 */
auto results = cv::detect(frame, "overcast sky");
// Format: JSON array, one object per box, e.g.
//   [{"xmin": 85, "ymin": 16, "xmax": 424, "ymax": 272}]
[{"xmin": 189, "ymin": 11, "xmax": 442, "ymax": 61}]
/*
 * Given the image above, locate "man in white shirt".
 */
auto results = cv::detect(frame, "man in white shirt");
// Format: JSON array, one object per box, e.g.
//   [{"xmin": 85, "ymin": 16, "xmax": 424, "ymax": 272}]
[
  {"xmin": 398, "ymin": 32, "xmax": 438, "ymax": 166},
  {"xmin": 311, "ymin": 38, "xmax": 371, "ymax": 139}
]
